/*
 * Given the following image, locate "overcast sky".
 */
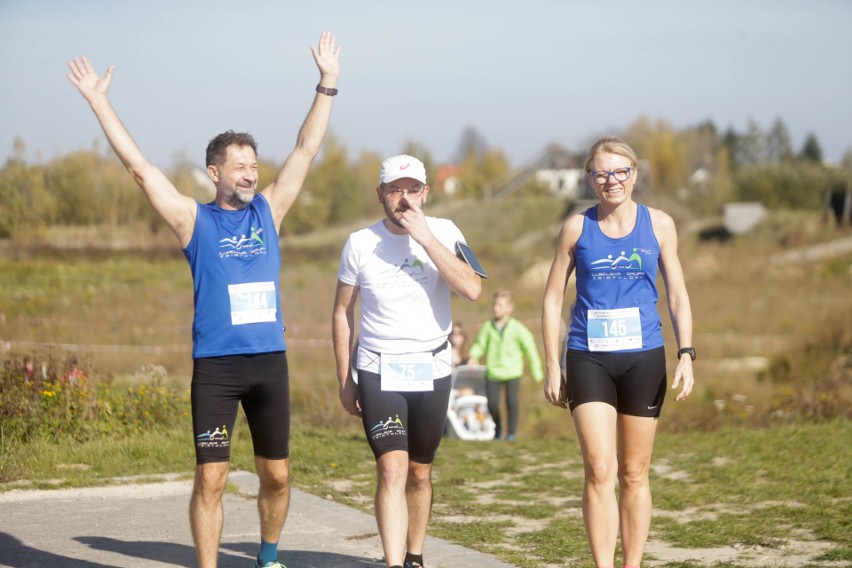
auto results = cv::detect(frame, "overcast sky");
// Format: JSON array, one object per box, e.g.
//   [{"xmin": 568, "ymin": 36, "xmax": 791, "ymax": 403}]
[{"xmin": 1, "ymin": 0, "xmax": 850, "ymax": 171}]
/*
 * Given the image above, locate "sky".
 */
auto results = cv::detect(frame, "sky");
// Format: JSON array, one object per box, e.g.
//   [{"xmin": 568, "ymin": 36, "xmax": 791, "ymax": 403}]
[{"xmin": 1, "ymin": 0, "xmax": 851, "ymax": 171}]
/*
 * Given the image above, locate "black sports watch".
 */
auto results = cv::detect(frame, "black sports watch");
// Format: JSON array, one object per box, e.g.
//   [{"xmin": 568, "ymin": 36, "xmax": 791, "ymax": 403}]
[{"xmin": 677, "ymin": 347, "xmax": 696, "ymax": 361}]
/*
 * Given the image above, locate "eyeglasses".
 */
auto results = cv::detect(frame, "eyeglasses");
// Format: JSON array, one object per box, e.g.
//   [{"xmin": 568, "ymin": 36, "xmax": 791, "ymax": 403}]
[
  {"xmin": 383, "ymin": 184, "xmax": 424, "ymax": 197},
  {"xmin": 589, "ymin": 167, "xmax": 633, "ymax": 185}
]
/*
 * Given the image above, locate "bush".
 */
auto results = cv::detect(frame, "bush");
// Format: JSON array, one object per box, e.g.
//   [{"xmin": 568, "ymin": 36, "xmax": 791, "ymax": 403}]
[
  {"xmin": 765, "ymin": 305, "xmax": 852, "ymax": 421},
  {"xmin": 0, "ymin": 353, "xmax": 189, "ymax": 443},
  {"xmin": 732, "ymin": 162, "xmax": 847, "ymax": 210}
]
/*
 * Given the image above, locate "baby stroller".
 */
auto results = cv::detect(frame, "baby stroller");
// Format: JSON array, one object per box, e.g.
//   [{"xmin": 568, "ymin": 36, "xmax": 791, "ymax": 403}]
[{"xmin": 445, "ymin": 364, "xmax": 496, "ymax": 440}]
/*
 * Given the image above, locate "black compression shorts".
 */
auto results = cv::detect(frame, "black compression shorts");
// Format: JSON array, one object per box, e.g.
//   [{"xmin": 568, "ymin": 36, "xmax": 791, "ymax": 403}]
[
  {"xmin": 357, "ymin": 370, "xmax": 452, "ymax": 464},
  {"xmin": 565, "ymin": 346, "xmax": 667, "ymax": 418},
  {"xmin": 191, "ymin": 351, "xmax": 290, "ymax": 464}
]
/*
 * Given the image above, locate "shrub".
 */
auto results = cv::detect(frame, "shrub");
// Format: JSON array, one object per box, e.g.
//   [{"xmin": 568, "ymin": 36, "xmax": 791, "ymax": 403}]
[
  {"xmin": 766, "ymin": 305, "xmax": 852, "ymax": 421},
  {"xmin": 0, "ymin": 353, "xmax": 189, "ymax": 443}
]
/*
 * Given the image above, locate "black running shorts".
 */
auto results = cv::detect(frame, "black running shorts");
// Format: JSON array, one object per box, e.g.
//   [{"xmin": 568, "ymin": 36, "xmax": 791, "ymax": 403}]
[
  {"xmin": 191, "ymin": 351, "xmax": 290, "ymax": 464},
  {"xmin": 565, "ymin": 346, "xmax": 667, "ymax": 417},
  {"xmin": 357, "ymin": 370, "xmax": 452, "ymax": 464}
]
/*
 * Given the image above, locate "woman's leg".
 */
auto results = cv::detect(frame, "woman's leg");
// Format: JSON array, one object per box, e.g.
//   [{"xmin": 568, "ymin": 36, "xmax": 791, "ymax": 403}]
[
  {"xmin": 573, "ymin": 402, "xmax": 619, "ymax": 568},
  {"xmin": 617, "ymin": 414, "xmax": 659, "ymax": 567}
]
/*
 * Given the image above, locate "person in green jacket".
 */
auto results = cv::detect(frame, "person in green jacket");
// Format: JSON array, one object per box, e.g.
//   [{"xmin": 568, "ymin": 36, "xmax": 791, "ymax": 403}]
[{"xmin": 468, "ymin": 291, "xmax": 544, "ymax": 440}]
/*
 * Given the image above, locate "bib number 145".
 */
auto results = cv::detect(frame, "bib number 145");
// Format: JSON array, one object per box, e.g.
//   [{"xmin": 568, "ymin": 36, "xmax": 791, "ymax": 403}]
[{"xmin": 587, "ymin": 307, "xmax": 642, "ymax": 352}]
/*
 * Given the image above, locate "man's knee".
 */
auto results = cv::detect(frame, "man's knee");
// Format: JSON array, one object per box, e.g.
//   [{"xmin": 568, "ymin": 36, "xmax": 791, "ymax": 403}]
[
  {"xmin": 193, "ymin": 462, "xmax": 229, "ymax": 500},
  {"xmin": 376, "ymin": 450, "xmax": 409, "ymax": 488},
  {"xmin": 407, "ymin": 461, "xmax": 432, "ymax": 491},
  {"xmin": 257, "ymin": 457, "xmax": 290, "ymax": 493}
]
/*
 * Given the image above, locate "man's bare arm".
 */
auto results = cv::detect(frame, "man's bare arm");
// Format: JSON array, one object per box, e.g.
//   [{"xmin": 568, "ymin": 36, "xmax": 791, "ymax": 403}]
[
  {"xmin": 67, "ymin": 56, "xmax": 196, "ymax": 247},
  {"xmin": 261, "ymin": 32, "xmax": 341, "ymax": 230}
]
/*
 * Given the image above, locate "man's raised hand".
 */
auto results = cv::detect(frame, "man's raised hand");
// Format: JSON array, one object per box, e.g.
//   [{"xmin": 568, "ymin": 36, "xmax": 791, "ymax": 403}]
[
  {"xmin": 311, "ymin": 31, "xmax": 341, "ymax": 81},
  {"xmin": 67, "ymin": 56, "xmax": 114, "ymax": 103}
]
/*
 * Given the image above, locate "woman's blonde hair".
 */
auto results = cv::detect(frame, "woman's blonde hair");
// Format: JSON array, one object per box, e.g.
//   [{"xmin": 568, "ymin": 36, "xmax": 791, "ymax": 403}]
[{"xmin": 584, "ymin": 135, "xmax": 638, "ymax": 172}]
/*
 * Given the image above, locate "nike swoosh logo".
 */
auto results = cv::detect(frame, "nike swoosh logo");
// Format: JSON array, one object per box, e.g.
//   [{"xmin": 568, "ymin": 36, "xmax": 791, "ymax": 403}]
[{"xmin": 647, "ymin": 405, "xmax": 658, "ymax": 410}]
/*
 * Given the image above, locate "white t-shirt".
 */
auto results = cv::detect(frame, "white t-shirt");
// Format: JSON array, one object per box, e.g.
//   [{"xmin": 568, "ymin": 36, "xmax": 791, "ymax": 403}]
[{"xmin": 337, "ymin": 217, "xmax": 466, "ymax": 358}]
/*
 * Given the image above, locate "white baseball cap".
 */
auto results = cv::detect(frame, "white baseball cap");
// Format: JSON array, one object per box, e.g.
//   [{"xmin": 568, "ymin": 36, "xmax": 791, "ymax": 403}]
[{"xmin": 379, "ymin": 154, "xmax": 427, "ymax": 185}]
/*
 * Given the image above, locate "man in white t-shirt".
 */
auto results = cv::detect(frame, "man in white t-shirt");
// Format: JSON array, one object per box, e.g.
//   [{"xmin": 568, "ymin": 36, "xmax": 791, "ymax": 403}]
[{"xmin": 332, "ymin": 155, "xmax": 483, "ymax": 568}]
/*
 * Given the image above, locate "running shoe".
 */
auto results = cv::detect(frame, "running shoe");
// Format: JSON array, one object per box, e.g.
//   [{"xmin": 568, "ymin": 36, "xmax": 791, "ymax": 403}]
[
  {"xmin": 254, "ymin": 561, "xmax": 287, "ymax": 568},
  {"xmin": 403, "ymin": 562, "xmax": 423, "ymax": 568}
]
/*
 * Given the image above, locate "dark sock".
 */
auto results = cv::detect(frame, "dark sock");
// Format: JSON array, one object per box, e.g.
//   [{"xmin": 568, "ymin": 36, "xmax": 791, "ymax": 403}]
[
  {"xmin": 404, "ymin": 552, "xmax": 424, "ymax": 566},
  {"xmin": 257, "ymin": 539, "xmax": 278, "ymax": 566}
]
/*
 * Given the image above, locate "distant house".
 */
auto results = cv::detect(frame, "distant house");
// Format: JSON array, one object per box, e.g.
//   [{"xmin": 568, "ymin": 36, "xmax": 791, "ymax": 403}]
[
  {"xmin": 435, "ymin": 164, "xmax": 462, "ymax": 195},
  {"xmin": 532, "ymin": 146, "xmax": 586, "ymax": 199},
  {"xmin": 535, "ymin": 168, "xmax": 585, "ymax": 200},
  {"xmin": 489, "ymin": 144, "xmax": 588, "ymax": 202}
]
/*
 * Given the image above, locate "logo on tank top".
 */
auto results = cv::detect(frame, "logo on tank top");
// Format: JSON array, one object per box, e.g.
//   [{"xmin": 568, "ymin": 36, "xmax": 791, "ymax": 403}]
[
  {"xmin": 218, "ymin": 226, "xmax": 267, "ymax": 259},
  {"xmin": 590, "ymin": 248, "xmax": 650, "ymax": 281}
]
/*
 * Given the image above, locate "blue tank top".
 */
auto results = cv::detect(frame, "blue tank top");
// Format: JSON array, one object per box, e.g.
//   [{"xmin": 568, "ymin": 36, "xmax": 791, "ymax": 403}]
[
  {"xmin": 567, "ymin": 204, "xmax": 663, "ymax": 353},
  {"xmin": 183, "ymin": 194, "xmax": 286, "ymax": 358}
]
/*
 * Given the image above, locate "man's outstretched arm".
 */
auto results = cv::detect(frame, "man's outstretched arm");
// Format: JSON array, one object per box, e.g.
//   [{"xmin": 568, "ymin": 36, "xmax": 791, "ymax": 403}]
[
  {"xmin": 67, "ymin": 56, "xmax": 196, "ymax": 247},
  {"xmin": 261, "ymin": 31, "xmax": 341, "ymax": 229}
]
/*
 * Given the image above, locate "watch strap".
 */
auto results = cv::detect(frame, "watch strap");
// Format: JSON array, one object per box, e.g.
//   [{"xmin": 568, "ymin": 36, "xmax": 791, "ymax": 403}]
[
  {"xmin": 677, "ymin": 347, "xmax": 696, "ymax": 361},
  {"xmin": 316, "ymin": 84, "xmax": 338, "ymax": 96}
]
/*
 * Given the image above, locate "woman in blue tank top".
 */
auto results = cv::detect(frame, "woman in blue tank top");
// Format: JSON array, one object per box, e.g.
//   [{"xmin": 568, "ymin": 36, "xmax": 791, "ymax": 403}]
[{"xmin": 541, "ymin": 136, "xmax": 695, "ymax": 568}]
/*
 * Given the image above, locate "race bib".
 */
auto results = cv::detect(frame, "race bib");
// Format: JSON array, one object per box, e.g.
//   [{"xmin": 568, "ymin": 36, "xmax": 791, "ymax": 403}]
[
  {"xmin": 587, "ymin": 307, "xmax": 642, "ymax": 351},
  {"xmin": 228, "ymin": 281, "xmax": 277, "ymax": 325},
  {"xmin": 380, "ymin": 352, "xmax": 434, "ymax": 392}
]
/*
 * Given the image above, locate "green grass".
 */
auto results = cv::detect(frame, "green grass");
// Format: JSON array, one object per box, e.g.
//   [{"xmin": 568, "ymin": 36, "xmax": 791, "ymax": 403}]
[
  {"xmin": 2, "ymin": 393, "xmax": 850, "ymax": 567},
  {"xmin": 281, "ymin": 422, "xmax": 852, "ymax": 568}
]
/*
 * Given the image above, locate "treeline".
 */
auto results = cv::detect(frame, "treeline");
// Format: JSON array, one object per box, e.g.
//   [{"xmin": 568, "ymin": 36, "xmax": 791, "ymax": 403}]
[
  {"xmin": 1, "ymin": 117, "xmax": 850, "ymax": 238},
  {"xmin": 624, "ymin": 116, "xmax": 850, "ymax": 212}
]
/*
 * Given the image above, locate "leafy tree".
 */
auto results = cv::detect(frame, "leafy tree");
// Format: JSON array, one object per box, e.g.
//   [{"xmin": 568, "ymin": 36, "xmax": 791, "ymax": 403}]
[
  {"xmin": 799, "ymin": 133, "xmax": 823, "ymax": 163},
  {"xmin": 42, "ymin": 150, "xmax": 146, "ymax": 226},
  {"xmin": 455, "ymin": 147, "xmax": 510, "ymax": 199},
  {"xmin": 732, "ymin": 161, "xmax": 842, "ymax": 209},
  {"xmin": 722, "ymin": 127, "xmax": 744, "ymax": 169},
  {"xmin": 281, "ymin": 133, "xmax": 364, "ymax": 235},
  {"xmin": 842, "ymin": 149, "xmax": 852, "ymax": 172},
  {"xmin": 740, "ymin": 119, "xmax": 767, "ymax": 166},
  {"xmin": 454, "ymin": 126, "xmax": 488, "ymax": 164},
  {"xmin": 0, "ymin": 156, "xmax": 54, "ymax": 237},
  {"xmin": 352, "ymin": 150, "xmax": 384, "ymax": 218},
  {"xmin": 682, "ymin": 119, "xmax": 721, "ymax": 171},
  {"xmin": 766, "ymin": 117, "xmax": 794, "ymax": 162},
  {"xmin": 625, "ymin": 116, "xmax": 689, "ymax": 196}
]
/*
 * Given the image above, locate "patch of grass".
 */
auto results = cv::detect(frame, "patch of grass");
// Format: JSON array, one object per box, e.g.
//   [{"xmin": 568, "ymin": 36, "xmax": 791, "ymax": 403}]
[
  {"xmin": 654, "ymin": 513, "xmax": 788, "ymax": 548},
  {"xmin": 2, "ymin": 398, "xmax": 850, "ymax": 567},
  {"xmin": 815, "ymin": 547, "xmax": 852, "ymax": 562},
  {"xmin": 515, "ymin": 516, "xmax": 591, "ymax": 566},
  {"xmin": 431, "ymin": 518, "xmax": 516, "ymax": 547}
]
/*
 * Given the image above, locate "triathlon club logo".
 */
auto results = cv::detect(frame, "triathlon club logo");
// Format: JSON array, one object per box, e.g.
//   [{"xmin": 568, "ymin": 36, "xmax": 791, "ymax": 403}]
[
  {"xmin": 219, "ymin": 227, "xmax": 266, "ymax": 259},
  {"xmin": 196, "ymin": 424, "xmax": 230, "ymax": 448},
  {"xmin": 590, "ymin": 248, "xmax": 651, "ymax": 281},
  {"xmin": 369, "ymin": 415, "xmax": 406, "ymax": 441}
]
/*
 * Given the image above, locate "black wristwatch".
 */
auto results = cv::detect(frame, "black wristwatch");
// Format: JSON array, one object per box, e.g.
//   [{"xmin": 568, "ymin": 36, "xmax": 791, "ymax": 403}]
[{"xmin": 677, "ymin": 347, "xmax": 696, "ymax": 361}]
